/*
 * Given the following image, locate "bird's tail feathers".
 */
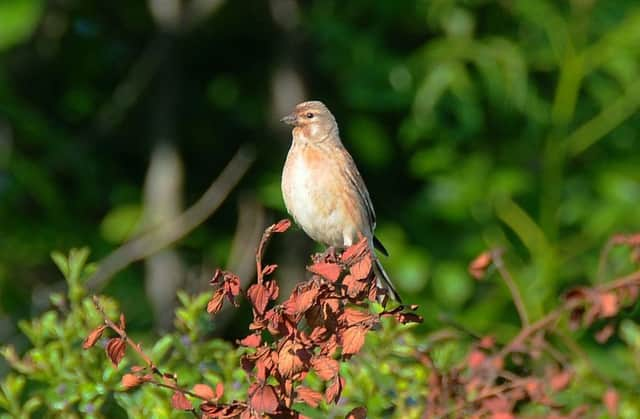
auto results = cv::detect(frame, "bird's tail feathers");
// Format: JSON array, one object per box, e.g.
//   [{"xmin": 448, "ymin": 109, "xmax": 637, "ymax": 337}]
[{"xmin": 372, "ymin": 258, "xmax": 402, "ymax": 303}]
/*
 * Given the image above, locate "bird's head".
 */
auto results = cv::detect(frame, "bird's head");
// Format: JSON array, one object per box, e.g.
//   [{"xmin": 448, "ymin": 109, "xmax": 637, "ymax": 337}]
[{"xmin": 280, "ymin": 101, "xmax": 339, "ymax": 143}]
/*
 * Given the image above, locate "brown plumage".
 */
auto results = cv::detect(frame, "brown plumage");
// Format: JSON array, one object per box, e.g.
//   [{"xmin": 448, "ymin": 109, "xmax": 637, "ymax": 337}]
[{"xmin": 280, "ymin": 100, "xmax": 401, "ymax": 302}]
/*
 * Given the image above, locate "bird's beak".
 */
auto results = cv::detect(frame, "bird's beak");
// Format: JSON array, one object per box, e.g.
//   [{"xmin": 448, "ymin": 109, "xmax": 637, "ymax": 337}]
[{"xmin": 280, "ymin": 113, "xmax": 298, "ymax": 126}]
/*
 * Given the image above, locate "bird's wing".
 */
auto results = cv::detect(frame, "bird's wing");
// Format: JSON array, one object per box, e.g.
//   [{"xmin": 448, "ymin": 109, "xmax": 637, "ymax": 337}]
[{"xmin": 341, "ymin": 151, "xmax": 377, "ymax": 231}]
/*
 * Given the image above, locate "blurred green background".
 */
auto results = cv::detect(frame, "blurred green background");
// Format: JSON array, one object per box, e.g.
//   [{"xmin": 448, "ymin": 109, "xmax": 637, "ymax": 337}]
[{"xmin": 2, "ymin": 0, "xmax": 640, "ymax": 417}]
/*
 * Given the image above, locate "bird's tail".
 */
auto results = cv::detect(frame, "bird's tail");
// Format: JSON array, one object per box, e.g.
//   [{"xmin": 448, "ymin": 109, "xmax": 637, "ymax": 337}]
[{"xmin": 372, "ymin": 257, "xmax": 402, "ymax": 303}]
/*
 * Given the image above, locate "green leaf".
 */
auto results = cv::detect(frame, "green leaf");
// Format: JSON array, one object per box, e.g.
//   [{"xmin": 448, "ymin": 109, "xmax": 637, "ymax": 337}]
[
  {"xmin": 150, "ymin": 335, "xmax": 174, "ymax": 360},
  {"xmin": 0, "ymin": 0, "xmax": 43, "ymax": 51},
  {"xmin": 620, "ymin": 320, "xmax": 640, "ymax": 350},
  {"xmin": 99, "ymin": 204, "xmax": 142, "ymax": 244},
  {"xmin": 68, "ymin": 248, "xmax": 91, "ymax": 283},
  {"xmin": 495, "ymin": 197, "xmax": 551, "ymax": 260},
  {"xmin": 50, "ymin": 251, "xmax": 69, "ymax": 279}
]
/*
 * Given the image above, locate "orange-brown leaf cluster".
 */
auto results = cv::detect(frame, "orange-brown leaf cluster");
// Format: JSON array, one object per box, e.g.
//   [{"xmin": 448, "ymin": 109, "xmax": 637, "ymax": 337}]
[
  {"xmin": 199, "ymin": 220, "xmax": 422, "ymax": 417},
  {"xmin": 85, "ymin": 220, "xmax": 422, "ymax": 418}
]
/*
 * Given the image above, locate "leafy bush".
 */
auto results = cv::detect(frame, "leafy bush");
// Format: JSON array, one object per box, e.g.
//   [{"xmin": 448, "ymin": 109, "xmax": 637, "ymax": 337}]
[{"xmin": 3, "ymin": 224, "xmax": 640, "ymax": 418}]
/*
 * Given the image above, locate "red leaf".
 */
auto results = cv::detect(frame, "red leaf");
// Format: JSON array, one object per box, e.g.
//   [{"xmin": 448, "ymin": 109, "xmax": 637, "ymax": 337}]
[
  {"xmin": 349, "ymin": 254, "xmax": 372, "ymax": 280},
  {"xmin": 247, "ymin": 283, "xmax": 270, "ymax": 315},
  {"xmin": 215, "ymin": 382, "xmax": 224, "ymax": 400},
  {"xmin": 341, "ymin": 326, "xmax": 367, "ymax": 355},
  {"xmin": 311, "ymin": 356, "xmax": 340, "ymax": 381},
  {"xmin": 343, "ymin": 274, "xmax": 368, "ymax": 298},
  {"xmin": 121, "ymin": 373, "xmax": 143, "ymax": 389},
  {"xmin": 467, "ymin": 350, "xmax": 486, "ymax": 369},
  {"xmin": 171, "ymin": 391, "xmax": 193, "ymax": 410},
  {"xmin": 278, "ymin": 340, "xmax": 309, "ymax": 379},
  {"xmin": 550, "ymin": 370, "xmax": 572, "ymax": 391},
  {"xmin": 224, "ymin": 273, "xmax": 242, "ymax": 298},
  {"xmin": 307, "ymin": 262, "xmax": 342, "ymax": 282},
  {"xmin": 266, "ymin": 280, "xmax": 279, "ymax": 300},
  {"xmin": 595, "ymin": 323, "xmax": 615, "ymax": 343},
  {"xmin": 249, "ymin": 384, "xmax": 279, "ymax": 413},
  {"xmin": 296, "ymin": 386, "xmax": 323, "ymax": 408},
  {"xmin": 325, "ymin": 375, "xmax": 345, "ymax": 404},
  {"xmin": 272, "ymin": 219, "xmax": 292, "ymax": 233},
  {"xmin": 284, "ymin": 287, "xmax": 320, "ymax": 315},
  {"xmin": 201, "ymin": 402, "xmax": 247, "ymax": 417},
  {"xmin": 524, "ymin": 378, "xmax": 543, "ymax": 400},
  {"xmin": 105, "ymin": 338, "xmax": 126, "ymax": 367},
  {"xmin": 83, "ymin": 325, "xmax": 106, "ymax": 349},
  {"xmin": 341, "ymin": 308, "xmax": 375, "ymax": 326},
  {"xmin": 491, "ymin": 414, "xmax": 514, "ymax": 419},
  {"xmin": 346, "ymin": 406, "xmax": 367, "ymax": 419},
  {"xmin": 262, "ymin": 264, "xmax": 278, "ymax": 276},
  {"xmin": 237, "ymin": 333, "xmax": 262, "ymax": 348},
  {"xmin": 193, "ymin": 384, "xmax": 215, "ymax": 400},
  {"xmin": 207, "ymin": 290, "xmax": 225, "ymax": 315},
  {"xmin": 600, "ymin": 292, "xmax": 619, "ymax": 317},
  {"xmin": 479, "ymin": 336, "xmax": 495, "ymax": 349},
  {"xmin": 603, "ymin": 388, "xmax": 619, "ymax": 417},
  {"xmin": 341, "ymin": 237, "xmax": 368, "ymax": 264},
  {"xmin": 483, "ymin": 396, "xmax": 510, "ymax": 413},
  {"xmin": 468, "ymin": 251, "xmax": 493, "ymax": 280}
]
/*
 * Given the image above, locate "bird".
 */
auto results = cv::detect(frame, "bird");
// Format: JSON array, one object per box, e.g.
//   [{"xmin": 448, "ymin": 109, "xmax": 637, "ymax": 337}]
[{"xmin": 280, "ymin": 100, "xmax": 402, "ymax": 302}]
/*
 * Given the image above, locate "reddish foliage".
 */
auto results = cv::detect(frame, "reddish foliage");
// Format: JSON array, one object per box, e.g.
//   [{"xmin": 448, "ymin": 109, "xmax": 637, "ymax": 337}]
[
  {"xmin": 310, "ymin": 356, "xmax": 339, "ymax": 380},
  {"xmin": 204, "ymin": 221, "xmax": 420, "ymax": 415},
  {"xmin": 87, "ymin": 224, "xmax": 640, "ymax": 417},
  {"xmin": 345, "ymin": 406, "xmax": 367, "ymax": 419},
  {"xmin": 122, "ymin": 373, "xmax": 143, "ymax": 389},
  {"xmin": 207, "ymin": 290, "xmax": 224, "ymax": 315},
  {"xmin": 603, "ymin": 388, "xmax": 619, "ymax": 417},
  {"xmin": 340, "ymin": 326, "xmax": 368, "ymax": 356},
  {"xmin": 238, "ymin": 333, "xmax": 262, "ymax": 348},
  {"xmin": 600, "ymin": 292, "xmax": 619, "ymax": 317},
  {"xmin": 307, "ymin": 262, "xmax": 342, "ymax": 282},
  {"xmin": 349, "ymin": 254, "xmax": 372, "ymax": 280},
  {"xmin": 469, "ymin": 250, "xmax": 493, "ymax": 280},
  {"xmin": 277, "ymin": 340, "xmax": 309, "ymax": 379},
  {"xmin": 595, "ymin": 323, "xmax": 615, "ymax": 343},
  {"xmin": 247, "ymin": 283, "xmax": 271, "ymax": 315},
  {"xmin": 341, "ymin": 237, "xmax": 369, "ymax": 264},
  {"xmin": 105, "ymin": 337, "xmax": 126, "ymax": 368},
  {"xmin": 82, "ymin": 325, "xmax": 106, "ymax": 349},
  {"xmin": 171, "ymin": 391, "xmax": 194, "ymax": 410},
  {"xmin": 193, "ymin": 384, "xmax": 216, "ymax": 401},
  {"xmin": 197, "ymin": 221, "xmax": 420, "ymax": 416},
  {"xmin": 272, "ymin": 219, "xmax": 292, "ymax": 233},
  {"xmin": 249, "ymin": 384, "xmax": 279, "ymax": 414},
  {"xmin": 325, "ymin": 375, "xmax": 345, "ymax": 404},
  {"xmin": 262, "ymin": 264, "xmax": 278, "ymax": 276},
  {"xmin": 200, "ymin": 402, "xmax": 247, "ymax": 418},
  {"xmin": 208, "ymin": 269, "xmax": 242, "ymax": 314},
  {"xmin": 295, "ymin": 387, "xmax": 323, "ymax": 408}
]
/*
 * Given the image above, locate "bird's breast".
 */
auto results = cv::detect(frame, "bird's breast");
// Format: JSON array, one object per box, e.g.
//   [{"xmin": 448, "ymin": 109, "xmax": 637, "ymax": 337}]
[{"xmin": 281, "ymin": 144, "xmax": 353, "ymax": 247}]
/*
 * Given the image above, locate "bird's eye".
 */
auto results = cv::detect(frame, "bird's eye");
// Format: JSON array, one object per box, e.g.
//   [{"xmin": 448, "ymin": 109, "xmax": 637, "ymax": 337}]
[{"xmin": 306, "ymin": 112, "xmax": 314, "ymax": 119}]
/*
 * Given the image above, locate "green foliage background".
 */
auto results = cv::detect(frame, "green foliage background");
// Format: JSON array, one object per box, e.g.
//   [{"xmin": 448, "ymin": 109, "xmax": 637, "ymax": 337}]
[{"xmin": 2, "ymin": 0, "xmax": 640, "ymax": 417}]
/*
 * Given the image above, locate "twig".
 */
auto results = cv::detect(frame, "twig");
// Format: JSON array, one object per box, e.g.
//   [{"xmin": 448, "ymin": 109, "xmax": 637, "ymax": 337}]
[
  {"xmin": 87, "ymin": 147, "xmax": 254, "ymax": 291},
  {"xmin": 497, "ymin": 268, "xmax": 640, "ymax": 359},
  {"xmin": 92, "ymin": 295, "xmax": 160, "ymax": 374},
  {"xmin": 496, "ymin": 303, "xmax": 575, "ymax": 359},
  {"xmin": 598, "ymin": 269, "xmax": 640, "ymax": 293},
  {"xmin": 492, "ymin": 248, "xmax": 530, "ymax": 327},
  {"xmin": 92, "ymin": 295, "xmax": 212, "ymax": 414},
  {"xmin": 433, "ymin": 379, "xmax": 527, "ymax": 419},
  {"xmin": 255, "ymin": 222, "xmax": 283, "ymax": 285}
]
